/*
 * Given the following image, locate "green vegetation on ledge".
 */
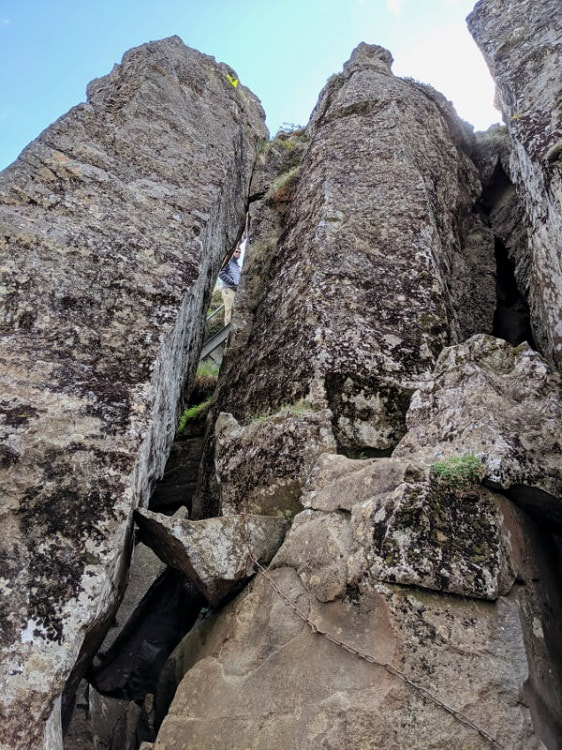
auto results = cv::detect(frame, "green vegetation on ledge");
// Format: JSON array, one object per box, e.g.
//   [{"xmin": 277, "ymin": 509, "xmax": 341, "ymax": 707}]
[{"xmin": 431, "ymin": 454, "xmax": 484, "ymax": 489}]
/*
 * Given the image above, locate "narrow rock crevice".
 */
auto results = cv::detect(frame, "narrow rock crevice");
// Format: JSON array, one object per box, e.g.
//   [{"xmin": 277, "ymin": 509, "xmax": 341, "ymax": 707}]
[
  {"xmin": 89, "ymin": 570, "xmax": 204, "ymax": 702},
  {"xmin": 492, "ymin": 237, "xmax": 536, "ymax": 348},
  {"xmin": 63, "ymin": 205, "xmax": 256, "ymax": 748},
  {"xmin": 478, "ymin": 159, "xmax": 514, "ymax": 213},
  {"xmin": 473, "ymin": 137, "xmax": 538, "ymax": 353}
]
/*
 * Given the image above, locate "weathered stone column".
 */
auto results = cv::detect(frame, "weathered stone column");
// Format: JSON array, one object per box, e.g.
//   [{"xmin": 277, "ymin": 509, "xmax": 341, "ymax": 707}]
[
  {"xmin": 468, "ymin": 0, "xmax": 562, "ymax": 367},
  {"xmin": 0, "ymin": 36, "xmax": 266, "ymax": 750},
  {"xmin": 194, "ymin": 43, "xmax": 495, "ymax": 519}
]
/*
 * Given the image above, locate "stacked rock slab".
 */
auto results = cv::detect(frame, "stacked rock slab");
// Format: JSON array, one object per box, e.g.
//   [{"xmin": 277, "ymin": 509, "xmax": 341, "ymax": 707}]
[
  {"xmin": 394, "ymin": 335, "xmax": 562, "ymax": 521},
  {"xmin": 155, "ymin": 338, "xmax": 562, "ymax": 749},
  {"xmin": 194, "ymin": 43, "xmax": 495, "ymax": 519},
  {"xmin": 0, "ymin": 37, "xmax": 266, "ymax": 750},
  {"xmin": 468, "ymin": 0, "xmax": 562, "ymax": 367}
]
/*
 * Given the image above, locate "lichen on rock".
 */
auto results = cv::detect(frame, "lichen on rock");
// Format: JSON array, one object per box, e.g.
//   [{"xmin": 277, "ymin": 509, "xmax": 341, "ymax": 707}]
[
  {"xmin": 468, "ymin": 0, "xmax": 562, "ymax": 366},
  {"xmin": 0, "ymin": 35, "xmax": 266, "ymax": 750}
]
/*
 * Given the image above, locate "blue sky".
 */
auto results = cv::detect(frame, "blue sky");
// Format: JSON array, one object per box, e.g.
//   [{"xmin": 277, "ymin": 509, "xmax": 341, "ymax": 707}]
[{"xmin": 0, "ymin": 0, "xmax": 500, "ymax": 170}]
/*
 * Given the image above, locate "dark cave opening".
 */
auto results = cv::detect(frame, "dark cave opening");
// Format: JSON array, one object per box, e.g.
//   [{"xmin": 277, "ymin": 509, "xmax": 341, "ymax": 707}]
[
  {"xmin": 477, "ymin": 159, "xmax": 537, "ymax": 351},
  {"xmin": 492, "ymin": 238, "xmax": 536, "ymax": 349}
]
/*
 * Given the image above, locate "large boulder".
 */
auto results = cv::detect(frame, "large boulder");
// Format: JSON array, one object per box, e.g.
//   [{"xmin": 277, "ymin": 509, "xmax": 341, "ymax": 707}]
[
  {"xmin": 468, "ymin": 0, "xmax": 562, "ymax": 366},
  {"xmin": 0, "ymin": 36, "xmax": 266, "ymax": 750},
  {"xmin": 394, "ymin": 334, "xmax": 562, "ymax": 526},
  {"xmin": 153, "ymin": 476, "xmax": 558, "ymax": 749}
]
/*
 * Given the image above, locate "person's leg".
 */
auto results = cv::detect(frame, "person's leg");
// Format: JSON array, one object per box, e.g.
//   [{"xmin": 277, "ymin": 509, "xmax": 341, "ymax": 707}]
[{"xmin": 221, "ymin": 287, "xmax": 236, "ymax": 325}]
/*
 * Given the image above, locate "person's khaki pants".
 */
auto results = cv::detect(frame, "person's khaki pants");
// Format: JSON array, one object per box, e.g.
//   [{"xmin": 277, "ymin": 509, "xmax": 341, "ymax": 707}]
[{"xmin": 221, "ymin": 287, "xmax": 236, "ymax": 325}]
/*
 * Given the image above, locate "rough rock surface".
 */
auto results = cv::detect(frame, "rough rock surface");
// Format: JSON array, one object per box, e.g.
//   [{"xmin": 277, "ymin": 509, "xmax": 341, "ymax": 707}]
[
  {"xmin": 210, "ymin": 407, "xmax": 337, "ymax": 517},
  {"xmin": 154, "ymin": 440, "xmax": 562, "ymax": 749},
  {"xmin": 394, "ymin": 335, "xmax": 562, "ymax": 526},
  {"xmin": 153, "ymin": 541, "xmax": 547, "ymax": 749},
  {"xmin": 194, "ymin": 42, "xmax": 496, "ymax": 519},
  {"xmin": 468, "ymin": 0, "xmax": 562, "ymax": 366},
  {"xmin": 135, "ymin": 509, "xmax": 288, "ymax": 606},
  {"xmin": 0, "ymin": 36, "xmax": 266, "ymax": 750},
  {"xmin": 152, "ymin": 39, "xmax": 562, "ymax": 750},
  {"xmin": 3, "ymin": 7, "xmax": 562, "ymax": 750},
  {"xmin": 300, "ymin": 454, "xmax": 516, "ymax": 601},
  {"xmin": 227, "ymin": 45, "xmax": 494, "ymax": 436}
]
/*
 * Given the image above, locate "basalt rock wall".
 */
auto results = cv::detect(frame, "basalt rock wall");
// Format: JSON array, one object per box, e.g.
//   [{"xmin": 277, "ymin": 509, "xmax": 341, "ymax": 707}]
[
  {"xmin": 159, "ymin": 32, "xmax": 562, "ymax": 750},
  {"xmin": 468, "ymin": 0, "xmax": 562, "ymax": 366},
  {"xmin": 0, "ymin": 36, "xmax": 266, "ymax": 750},
  {"xmin": 193, "ymin": 43, "xmax": 497, "ymax": 520},
  {"xmin": 3, "ymin": 4, "xmax": 562, "ymax": 750}
]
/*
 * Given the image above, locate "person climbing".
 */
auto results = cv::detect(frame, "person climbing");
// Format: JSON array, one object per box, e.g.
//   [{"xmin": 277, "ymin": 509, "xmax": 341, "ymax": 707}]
[{"xmin": 219, "ymin": 245, "xmax": 242, "ymax": 325}]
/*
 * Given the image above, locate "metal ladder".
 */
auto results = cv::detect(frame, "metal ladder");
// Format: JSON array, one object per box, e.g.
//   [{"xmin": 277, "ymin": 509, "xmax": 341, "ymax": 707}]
[{"xmin": 199, "ymin": 304, "xmax": 230, "ymax": 363}]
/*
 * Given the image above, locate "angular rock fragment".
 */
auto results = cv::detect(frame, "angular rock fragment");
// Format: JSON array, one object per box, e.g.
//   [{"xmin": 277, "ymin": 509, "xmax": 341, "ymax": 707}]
[
  {"xmin": 211, "ymin": 407, "xmax": 337, "ymax": 517},
  {"xmin": 350, "ymin": 480, "xmax": 516, "ymax": 600},
  {"xmin": 301, "ymin": 452, "xmax": 425, "ymax": 512},
  {"xmin": 135, "ymin": 509, "xmax": 288, "ymax": 606},
  {"xmin": 284, "ymin": 457, "xmax": 516, "ymax": 601}
]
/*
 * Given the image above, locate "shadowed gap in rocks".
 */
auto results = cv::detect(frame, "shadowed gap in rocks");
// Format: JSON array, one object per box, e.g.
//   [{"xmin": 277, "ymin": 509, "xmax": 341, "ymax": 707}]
[
  {"xmin": 492, "ymin": 237, "xmax": 536, "ymax": 348},
  {"xmin": 477, "ymin": 160, "xmax": 536, "ymax": 350}
]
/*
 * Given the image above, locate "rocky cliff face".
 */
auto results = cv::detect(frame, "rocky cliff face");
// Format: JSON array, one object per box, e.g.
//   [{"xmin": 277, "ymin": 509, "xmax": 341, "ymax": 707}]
[
  {"xmin": 468, "ymin": 0, "xmax": 562, "ymax": 366},
  {"xmin": 0, "ymin": 36, "xmax": 266, "ymax": 750},
  {"xmin": 2, "ymin": 3, "xmax": 562, "ymax": 750},
  {"xmin": 155, "ymin": 34, "xmax": 562, "ymax": 750}
]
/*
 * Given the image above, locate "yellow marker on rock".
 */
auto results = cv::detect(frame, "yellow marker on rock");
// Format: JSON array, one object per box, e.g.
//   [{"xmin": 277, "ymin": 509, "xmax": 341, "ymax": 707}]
[{"xmin": 226, "ymin": 73, "xmax": 239, "ymax": 88}]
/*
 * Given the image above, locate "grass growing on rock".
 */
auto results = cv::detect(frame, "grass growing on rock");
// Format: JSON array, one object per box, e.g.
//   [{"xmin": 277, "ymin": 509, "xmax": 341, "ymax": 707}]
[
  {"xmin": 431, "ymin": 454, "xmax": 484, "ymax": 489},
  {"xmin": 265, "ymin": 165, "xmax": 301, "ymax": 205},
  {"xmin": 177, "ymin": 398, "xmax": 212, "ymax": 433},
  {"xmin": 248, "ymin": 399, "xmax": 318, "ymax": 425},
  {"xmin": 189, "ymin": 359, "xmax": 220, "ymax": 403},
  {"xmin": 177, "ymin": 360, "xmax": 220, "ymax": 434}
]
